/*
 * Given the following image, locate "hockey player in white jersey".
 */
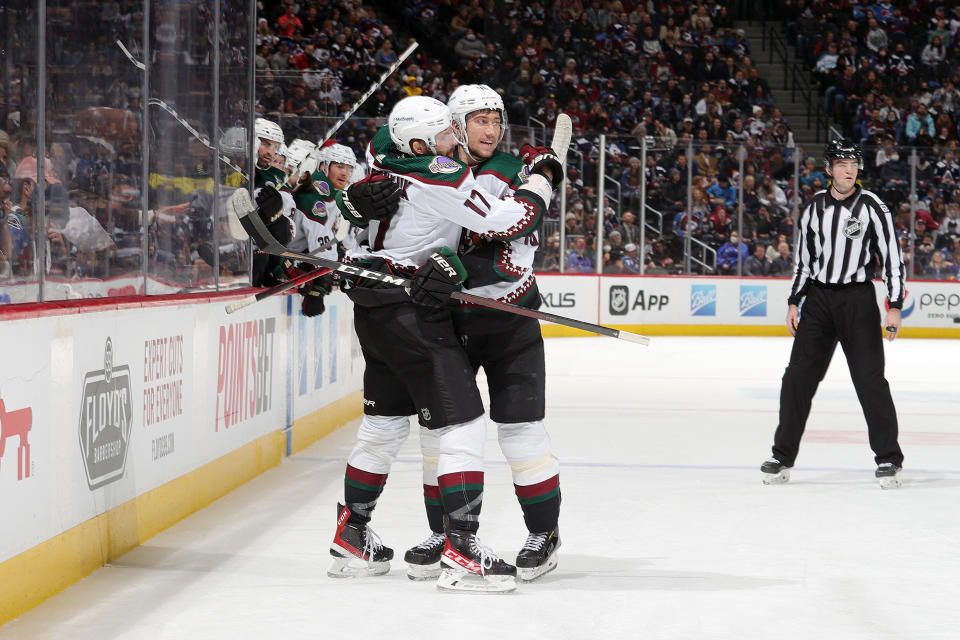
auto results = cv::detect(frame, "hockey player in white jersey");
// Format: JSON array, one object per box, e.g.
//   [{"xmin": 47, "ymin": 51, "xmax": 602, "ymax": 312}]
[
  {"xmin": 403, "ymin": 85, "xmax": 561, "ymax": 583},
  {"xmin": 283, "ymin": 143, "xmax": 360, "ymax": 317},
  {"xmin": 330, "ymin": 95, "xmax": 563, "ymax": 592},
  {"xmin": 248, "ymin": 117, "xmax": 301, "ymax": 287}
]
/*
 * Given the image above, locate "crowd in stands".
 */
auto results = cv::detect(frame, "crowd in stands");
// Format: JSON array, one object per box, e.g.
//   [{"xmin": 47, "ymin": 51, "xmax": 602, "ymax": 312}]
[
  {"xmin": 253, "ymin": 0, "xmax": 813, "ymax": 275},
  {"xmin": 1, "ymin": 0, "xmax": 253, "ymax": 294},
  {"xmin": 4, "ymin": 0, "xmax": 959, "ymax": 294},
  {"xmin": 787, "ymin": 0, "xmax": 960, "ymax": 279}
]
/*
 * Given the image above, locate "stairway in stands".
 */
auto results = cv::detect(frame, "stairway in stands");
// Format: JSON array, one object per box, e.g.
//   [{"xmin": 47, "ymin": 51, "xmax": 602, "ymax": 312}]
[{"xmin": 737, "ymin": 21, "xmax": 828, "ymax": 158}]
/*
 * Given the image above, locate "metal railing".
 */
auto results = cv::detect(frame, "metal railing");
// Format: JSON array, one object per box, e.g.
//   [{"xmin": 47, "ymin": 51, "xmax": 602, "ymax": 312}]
[{"xmin": 687, "ymin": 236, "xmax": 718, "ymax": 274}]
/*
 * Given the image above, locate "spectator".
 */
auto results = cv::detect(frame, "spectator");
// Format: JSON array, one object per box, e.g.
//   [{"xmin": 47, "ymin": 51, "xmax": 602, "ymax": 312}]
[
  {"xmin": 707, "ymin": 174, "xmax": 737, "ymax": 209},
  {"xmin": 621, "ymin": 242, "xmax": 640, "ymax": 273},
  {"xmin": 716, "ymin": 231, "xmax": 749, "ymax": 274},
  {"xmin": 454, "ymin": 29, "xmax": 487, "ymax": 62},
  {"xmin": 770, "ymin": 240, "xmax": 794, "ymax": 276},
  {"xmin": 744, "ymin": 242, "xmax": 770, "ymax": 276},
  {"xmin": 906, "ymin": 104, "xmax": 936, "ymax": 145},
  {"xmin": 566, "ymin": 237, "xmax": 594, "ymax": 273},
  {"xmin": 619, "ymin": 211, "xmax": 641, "ymax": 246},
  {"xmin": 276, "ymin": 5, "xmax": 303, "ymax": 38}
]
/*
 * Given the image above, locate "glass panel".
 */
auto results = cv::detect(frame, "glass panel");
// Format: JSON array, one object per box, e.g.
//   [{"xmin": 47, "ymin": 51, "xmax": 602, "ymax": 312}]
[
  {"xmin": 214, "ymin": 0, "xmax": 254, "ymax": 290},
  {"xmin": 38, "ymin": 0, "xmax": 146, "ymax": 300},
  {"xmin": 0, "ymin": 1, "xmax": 40, "ymax": 303},
  {"xmin": 147, "ymin": 0, "xmax": 217, "ymax": 292}
]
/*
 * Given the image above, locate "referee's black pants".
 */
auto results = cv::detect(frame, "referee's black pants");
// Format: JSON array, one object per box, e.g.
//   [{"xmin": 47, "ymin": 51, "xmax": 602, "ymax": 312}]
[{"xmin": 772, "ymin": 282, "xmax": 904, "ymax": 468}]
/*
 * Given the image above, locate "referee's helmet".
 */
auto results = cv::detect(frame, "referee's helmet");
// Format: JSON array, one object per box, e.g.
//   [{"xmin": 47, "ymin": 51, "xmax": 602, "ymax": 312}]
[{"xmin": 824, "ymin": 138, "xmax": 863, "ymax": 170}]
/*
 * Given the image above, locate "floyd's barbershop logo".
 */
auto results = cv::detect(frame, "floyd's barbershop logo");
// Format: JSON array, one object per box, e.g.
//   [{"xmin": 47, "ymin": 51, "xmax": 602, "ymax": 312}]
[{"xmin": 79, "ymin": 338, "xmax": 133, "ymax": 490}]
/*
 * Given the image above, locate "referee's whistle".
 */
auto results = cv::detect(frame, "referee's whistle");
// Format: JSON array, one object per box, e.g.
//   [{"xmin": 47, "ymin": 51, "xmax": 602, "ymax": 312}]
[{"xmin": 885, "ymin": 325, "xmax": 897, "ymax": 332}]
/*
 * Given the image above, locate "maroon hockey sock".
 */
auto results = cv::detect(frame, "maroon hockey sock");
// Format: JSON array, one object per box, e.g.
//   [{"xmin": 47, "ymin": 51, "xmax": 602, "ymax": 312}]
[
  {"xmin": 438, "ymin": 471, "xmax": 484, "ymax": 533},
  {"xmin": 515, "ymin": 475, "xmax": 560, "ymax": 533},
  {"xmin": 423, "ymin": 484, "xmax": 444, "ymax": 533},
  {"xmin": 344, "ymin": 464, "xmax": 388, "ymax": 525}
]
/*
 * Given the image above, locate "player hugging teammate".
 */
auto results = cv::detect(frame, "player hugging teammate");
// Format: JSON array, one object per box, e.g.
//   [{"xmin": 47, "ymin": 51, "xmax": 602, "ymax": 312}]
[{"xmin": 242, "ymin": 88, "xmax": 566, "ymax": 592}]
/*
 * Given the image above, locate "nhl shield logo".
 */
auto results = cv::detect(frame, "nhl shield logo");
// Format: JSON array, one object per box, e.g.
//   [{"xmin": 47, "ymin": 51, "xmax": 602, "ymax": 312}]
[
  {"xmin": 609, "ymin": 285, "xmax": 629, "ymax": 316},
  {"xmin": 842, "ymin": 216, "xmax": 864, "ymax": 239}
]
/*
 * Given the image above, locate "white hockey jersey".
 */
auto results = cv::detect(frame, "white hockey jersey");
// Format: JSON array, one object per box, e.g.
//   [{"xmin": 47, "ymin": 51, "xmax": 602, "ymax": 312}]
[
  {"xmin": 288, "ymin": 169, "xmax": 341, "ymax": 263},
  {"xmin": 345, "ymin": 127, "xmax": 549, "ymax": 272},
  {"xmin": 460, "ymin": 151, "xmax": 540, "ymax": 307}
]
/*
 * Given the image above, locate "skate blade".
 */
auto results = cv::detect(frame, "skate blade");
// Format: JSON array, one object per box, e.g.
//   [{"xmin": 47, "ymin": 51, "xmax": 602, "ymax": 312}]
[
  {"xmin": 517, "ymin": 553, "xmax": 558, "ymax": 582},
  {"xmin": 406, "ymin": 562, "xmax": 442, "ymax": 581},
  {"xmin": 878, "ymin": 475, "xmax": 902, "ymax": 490},
  {"xmin": 762, "ymin": 469, "xmax": 790, "ymax": 485},
  {"xmin": 327, "ymin": 553, "xmax": 390, "ymax": 578},
  {"xmin": 436, "ymin": 567, "xmax": 517, "ymax": 593}
]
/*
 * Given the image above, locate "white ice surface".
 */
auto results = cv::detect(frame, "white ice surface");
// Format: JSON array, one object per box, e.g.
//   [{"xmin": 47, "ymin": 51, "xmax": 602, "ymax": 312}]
[{"xmin": 2, "ymin": 336, "xmax": 959, "ymax": 640}]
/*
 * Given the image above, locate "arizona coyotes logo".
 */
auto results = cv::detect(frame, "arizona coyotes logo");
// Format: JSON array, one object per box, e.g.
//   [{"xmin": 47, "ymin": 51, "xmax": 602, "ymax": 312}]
[
  {"xmin": 316, "ymin": 181, "xmax": 331, "ymax": 197},
  {"xmin": 0, "ymin": 391, "xmax": 32, "ymax": 481},
  {"xmin": 842, "ymin": 216, "xmax": 864, "ymax": 239},
  {"xmin": 313, "ymin": 201, "xmax": 326, "ymax": 217}
]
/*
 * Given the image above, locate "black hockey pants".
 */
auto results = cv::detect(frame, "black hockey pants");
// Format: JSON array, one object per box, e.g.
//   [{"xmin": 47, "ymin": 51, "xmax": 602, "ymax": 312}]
[{"xmin": 772, "ymin": 282, "xmax": 904, "ymax": 468}]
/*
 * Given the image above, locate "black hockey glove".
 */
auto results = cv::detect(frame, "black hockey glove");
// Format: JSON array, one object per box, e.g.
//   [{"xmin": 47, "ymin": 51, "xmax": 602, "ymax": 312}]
[
  {"xmin": 300, "ymin": 273, "xmax": 333, "ymax": 318},
  {"xmin": 256, "ymin": 186, "xmax": 283, "ymax": 224},
  {"xmin": 337, "ymin": 173, "xmax": 401, "ymax": 228},
  {"xmin": 409, "ymin": 247, "xmax": 467, "ymax": 308},
  {"xmin": 520, "ymin": 144, "xmax": 564, "ymax": 189}
]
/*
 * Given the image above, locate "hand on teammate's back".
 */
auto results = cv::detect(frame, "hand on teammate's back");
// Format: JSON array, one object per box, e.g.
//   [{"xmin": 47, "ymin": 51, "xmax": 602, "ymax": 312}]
[
  {"xmin": 409, "ymin": 247, "xmax": 467, "ymax": 308},
  {"xmin": 339, "ymin": 173, "xmax": 402, "ymax": 228}
]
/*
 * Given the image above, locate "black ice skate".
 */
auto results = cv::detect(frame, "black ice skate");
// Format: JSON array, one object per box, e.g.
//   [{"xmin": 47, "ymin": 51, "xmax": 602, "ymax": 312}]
[
  {"xmin": 328, "ymin": 503, "xmax": 393, "ymax": 578},
  {"xmin": 516, "ymin": 528, "xmax": 561, "ymax": 582},
  {"xmin": 761, "ymin": 458, "xmax": 791, "ymax": 484},
  {"xmin": 437, "ymin": 529, "xmax": 517, "ymax": 594},
  {"xmin": 876, "ymin": 463, "xmax": 902, "ymax": 490},
  {"xmin": 404, "ymin": 531, "xmax": 445, "ymax": 580}
]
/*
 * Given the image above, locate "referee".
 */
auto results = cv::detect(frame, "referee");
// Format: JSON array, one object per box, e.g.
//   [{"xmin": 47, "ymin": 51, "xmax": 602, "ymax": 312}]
[{"xmin": 761, "ymin": 139, "xmax": 906, "ymax": 489}]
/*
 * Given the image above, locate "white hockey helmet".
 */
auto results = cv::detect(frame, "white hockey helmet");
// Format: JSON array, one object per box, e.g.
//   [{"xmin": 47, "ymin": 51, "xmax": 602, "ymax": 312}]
[
  {"xmin": 447, "ymin": 84, "xmax": 507, "ymax": 150},
  {"xmin": 254, "ymin": 117, "xmax": 284, "ymax": 159},
  {"xmin": 388, "ymin": 96, "xmax": 452, "ymax": 155},
  {"xmin": 321, "ymin": 143, "xmax": 359, "ymax": 170},
  {"xmin": 255, "ymin": 117, "xmax": 284, "ymax": 145},
  {"xmin": 219, "ymin": 126, "xmax": 249, "ymax": 158},
  {"xmin": 300, "ymin": 146, "xmax": 324, "ymax": 177},
  {"xmin": 285, "ymin": 138, "xmax": 317, "ymax": 171}
]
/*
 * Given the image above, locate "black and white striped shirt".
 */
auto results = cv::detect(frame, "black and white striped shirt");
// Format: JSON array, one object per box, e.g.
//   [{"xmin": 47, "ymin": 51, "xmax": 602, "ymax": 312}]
[{"xmin": 789, "ymin": 186, "xmax": 905, "ymax": 308}]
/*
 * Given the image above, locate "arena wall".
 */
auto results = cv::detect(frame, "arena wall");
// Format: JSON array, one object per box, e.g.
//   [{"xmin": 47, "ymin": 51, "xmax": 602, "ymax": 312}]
[
  {"xmin": 0, "ymin": 291, "xmax": 364, "ymax": 625},
  {"xmin": 536, "ymin": 274, "xmax": 960, "ymax": 339},
  {"xmin": 2, "ymin": 274, "xmax": 956, "ymax": 623}
]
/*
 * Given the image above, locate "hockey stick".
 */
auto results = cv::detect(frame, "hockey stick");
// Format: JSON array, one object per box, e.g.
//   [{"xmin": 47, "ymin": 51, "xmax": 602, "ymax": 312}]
[
  {"xmin": 454, "ymin": 291, "xmax": 650, "ymax": 344},
  {"xmin": 319, "ymin": 42, "xmax": 419, "ymax": 144},
  {"xmin": 118, "ymin": 38, "xmax": 249, "ymax": 176},
  {"xmin": 225, "ymin": 267, "xmax": 332, "ymax": 314},
  {"xmin": 550, "ymin": 113, "xmax": 573, "ymax": 166},
  {"xmin": 229, "ymin": 189, "xmax": 650, "ymax": 344}
]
